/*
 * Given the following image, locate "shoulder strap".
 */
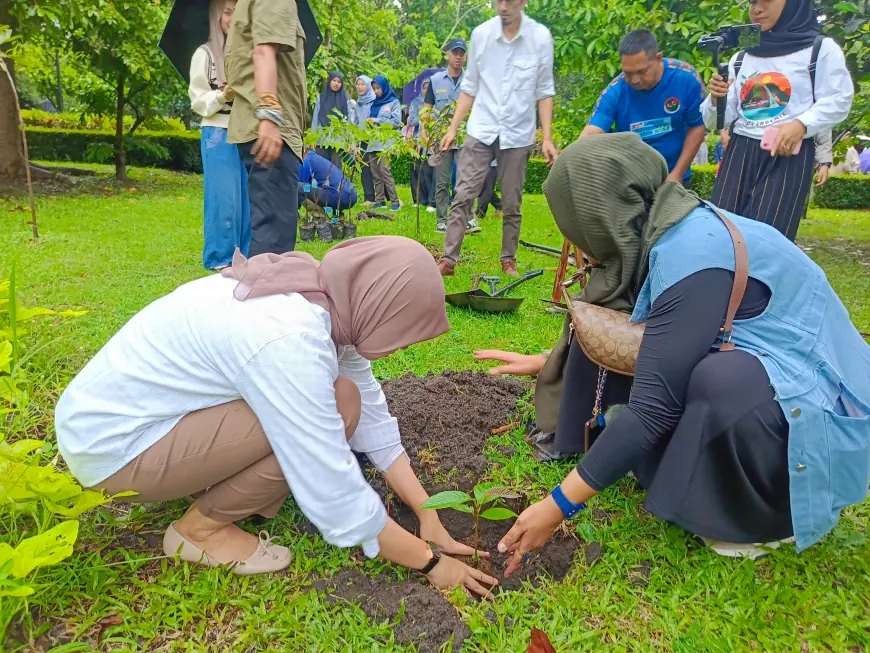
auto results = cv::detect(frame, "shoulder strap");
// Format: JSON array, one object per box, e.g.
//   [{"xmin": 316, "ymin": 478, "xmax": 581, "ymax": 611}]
[
  {"xmin": 704, "ymin": 203, "xmax": 749, "ymax": 351},
  {"xmin": 199, "ymin": 45, "xmax": 217, "ymax": 89},
  {"xmin": 734, "ymin": 50, "xmax": 746, "ymax": 80},
  {"xmin": 809, "ymin": 35, "xmax": 825, "ymax": 103}
]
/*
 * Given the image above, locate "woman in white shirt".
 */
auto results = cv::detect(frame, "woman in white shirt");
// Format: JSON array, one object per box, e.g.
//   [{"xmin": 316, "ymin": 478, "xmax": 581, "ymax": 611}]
[
  {"xmin": 703, "ymin": 0, "xmax": 853, "ymax": 241},
  {"xmin": 55, "ymin": 237, "xmax": 497, "ymax": 595},
  {"xmin": 188, "ymin": 0, "xmax": 251, "ymax": 271}
]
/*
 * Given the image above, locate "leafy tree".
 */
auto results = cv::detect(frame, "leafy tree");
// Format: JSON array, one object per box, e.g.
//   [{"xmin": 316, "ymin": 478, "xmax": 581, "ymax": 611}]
[{"xmin": 9, "ymin": 0, "xmax": 185, "ymax": 180}]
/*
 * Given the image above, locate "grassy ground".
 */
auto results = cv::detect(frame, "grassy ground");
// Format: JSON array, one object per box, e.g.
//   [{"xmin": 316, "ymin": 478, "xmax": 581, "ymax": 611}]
[{"xmin": 2, "ymin": 162, "xmax": 869, "ymax": 651}]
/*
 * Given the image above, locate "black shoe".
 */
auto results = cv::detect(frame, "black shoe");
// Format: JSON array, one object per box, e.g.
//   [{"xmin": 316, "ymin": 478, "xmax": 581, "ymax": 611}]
[{"xmin": 533, "ymin": 432, "xmax": 579, "ymax": 462}]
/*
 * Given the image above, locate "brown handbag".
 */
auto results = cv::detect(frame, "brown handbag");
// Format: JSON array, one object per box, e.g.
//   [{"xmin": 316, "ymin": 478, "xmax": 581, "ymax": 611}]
[{"xmin": 557, "ymin": 205, "xmax": 750, "ymax": 377}]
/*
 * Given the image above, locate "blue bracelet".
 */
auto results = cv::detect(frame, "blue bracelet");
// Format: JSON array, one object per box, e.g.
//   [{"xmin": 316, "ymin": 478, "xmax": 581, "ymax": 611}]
[{"xmin": 551, "ymin": 485, "xmax": 586, "ymax": 520}]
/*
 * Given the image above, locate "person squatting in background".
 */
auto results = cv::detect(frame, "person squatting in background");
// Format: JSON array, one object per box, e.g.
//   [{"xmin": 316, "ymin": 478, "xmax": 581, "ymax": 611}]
[{"xmin": 188, "ymin": 0, "xmax": 250, "ymax": 271}]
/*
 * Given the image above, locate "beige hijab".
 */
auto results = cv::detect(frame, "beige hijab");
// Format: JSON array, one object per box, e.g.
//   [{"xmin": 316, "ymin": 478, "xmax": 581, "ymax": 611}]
[{"xmin": 222, "ymin": 236, "xmax": 450, "ymax": 359}]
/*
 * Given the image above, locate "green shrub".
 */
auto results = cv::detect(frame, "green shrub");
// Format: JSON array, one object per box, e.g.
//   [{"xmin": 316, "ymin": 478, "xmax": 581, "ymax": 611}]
[
  {"xmin": 26, "ymin": 127, "xmax": 202, "ymax": 173},
  {"xmin": 23, "ymin": 128, "xmax": 870, "ymax": 210},
  {"xmin": 813, "ymin": 175, "xmax": 870, "ymax": 210},
  {"xmin": 22, "ymin": 109, "xmax": 186, "ymax": 133},
  {"xmin": 690, "ymin": 165, "xmax": 717, "ymax": 200}
]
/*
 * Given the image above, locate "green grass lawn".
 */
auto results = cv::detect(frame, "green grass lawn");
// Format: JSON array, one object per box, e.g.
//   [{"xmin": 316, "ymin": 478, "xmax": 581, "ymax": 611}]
[{"xmin": 2, "ymin": 162, "xmax": 869, "ymax": 651}]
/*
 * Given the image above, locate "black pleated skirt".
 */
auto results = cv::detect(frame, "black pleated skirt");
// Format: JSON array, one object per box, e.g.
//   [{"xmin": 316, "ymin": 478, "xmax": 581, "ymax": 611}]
[
  {"xmin": 555, "ymin": 341, "xmax": 793, "ymax": 543},
  {"xmin": 711, "ymin": 133, "xmax": 815, "ymax": 242}
]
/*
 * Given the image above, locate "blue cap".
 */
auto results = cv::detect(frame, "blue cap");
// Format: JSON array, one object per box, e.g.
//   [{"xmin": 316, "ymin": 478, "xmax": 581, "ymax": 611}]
[{"xmin": 444, "ymin": 37, "xmax": 467, "ymax": 52}]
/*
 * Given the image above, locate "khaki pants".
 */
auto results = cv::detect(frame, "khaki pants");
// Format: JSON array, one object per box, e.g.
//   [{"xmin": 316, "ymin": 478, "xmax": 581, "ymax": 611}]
[
  {"xmin": 443, "ymin": 136, "xmax": 531, "ymax": 265},
  {"xmin": 366, "ymin": 152, "xmax": 399, "ymax": 203},
  {"xmin": 98, "ymin": 378, "xmax": 361, "ymax": 523}
]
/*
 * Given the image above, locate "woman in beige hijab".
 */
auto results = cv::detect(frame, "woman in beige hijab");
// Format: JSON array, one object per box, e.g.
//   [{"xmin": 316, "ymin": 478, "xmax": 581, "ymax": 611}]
[{"xmin": 56, "ymin": 237, "xmax": 497, "ymax": 595}]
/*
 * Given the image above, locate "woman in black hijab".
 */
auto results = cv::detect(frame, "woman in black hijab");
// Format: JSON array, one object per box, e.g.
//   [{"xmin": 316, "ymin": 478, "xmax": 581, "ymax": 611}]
[
  {"xmin": 702, "ymin": 0, "xmax": 853, "ymax": 241},
  {"xmin": 312, "ymin": 71, "xmax": 353, "ymax": 167}
]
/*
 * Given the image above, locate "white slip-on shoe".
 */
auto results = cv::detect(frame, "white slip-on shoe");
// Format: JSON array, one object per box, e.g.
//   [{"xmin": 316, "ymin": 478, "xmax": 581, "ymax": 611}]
[
  {"xmin": 232, "ymin": 531, "xmax": 292, "ymax": 576},
  {"xmin": 163, "ymin": 522, "xmax": 292, "ymax": 575},
  {"xmin": 699, "ymin": 536, "xmax": 795, "ymax": 560}
]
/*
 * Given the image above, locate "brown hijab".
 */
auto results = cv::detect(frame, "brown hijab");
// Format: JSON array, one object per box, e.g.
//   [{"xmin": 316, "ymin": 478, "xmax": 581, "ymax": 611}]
[{"xmin": 222, "ymin": 236, "xmax": 450, "ymax": 360}]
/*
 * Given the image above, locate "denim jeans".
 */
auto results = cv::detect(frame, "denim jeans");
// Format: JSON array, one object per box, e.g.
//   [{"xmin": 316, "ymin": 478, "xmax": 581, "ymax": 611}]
[
  {"xmin": 238, "ymin": 141, "xmax": 300, "ymax": 256},
  {"xmin": 201, "ymin": 127, "xmax": 251, "ymax": 269}
]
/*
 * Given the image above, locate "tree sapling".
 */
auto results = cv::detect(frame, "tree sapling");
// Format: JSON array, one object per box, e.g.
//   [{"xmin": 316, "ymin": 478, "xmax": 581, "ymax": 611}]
[{"xmin": 421, "ymin": 481, "xmax": 520, "ymax": 563}]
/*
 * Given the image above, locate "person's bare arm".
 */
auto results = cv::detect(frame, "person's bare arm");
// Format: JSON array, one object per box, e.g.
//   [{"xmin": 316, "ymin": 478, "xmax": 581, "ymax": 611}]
[
  {"xmin": 251, "ymin": 44, "xmax": 282, "ymax": 165},
  {"xmin": 580, "ymin": 124, "xmax": 606, "ymax": 138},
  {"xmin": 253, "ymin": 44, "xmax": 278, "ymax": 96},
  {"xmin": 376, "ymin": 519, "xmax": 497, "ymax": 597},
  {"xmin": 666, "ymin": 125, "xmax": 707, "ymax": 183},
  {"xmin": 381, "ymin": 454, "xmax": 488, "ymax": 557},
  {"xmin": 538, "ymin": 97, "xmax": 558, "ymax": 165}
]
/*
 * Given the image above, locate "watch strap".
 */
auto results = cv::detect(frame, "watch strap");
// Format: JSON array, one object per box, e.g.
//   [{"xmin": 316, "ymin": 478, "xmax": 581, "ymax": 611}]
[
  {"xmin": 418, "ymin": 541, "xmax": 441, "ymax": 574},
  {"xmin": 551, "ymin": 485, "xmax": 586, "ymax": 520}
]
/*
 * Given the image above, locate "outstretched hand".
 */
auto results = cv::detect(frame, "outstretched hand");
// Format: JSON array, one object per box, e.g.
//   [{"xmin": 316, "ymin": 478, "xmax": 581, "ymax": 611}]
[
  {"xmin": 474, "ymin": 350, "xmax": 548, "ymax": 377},
  {"xmin": 497, "ymin": 497, "xmax": 563, "ymax": 577}
]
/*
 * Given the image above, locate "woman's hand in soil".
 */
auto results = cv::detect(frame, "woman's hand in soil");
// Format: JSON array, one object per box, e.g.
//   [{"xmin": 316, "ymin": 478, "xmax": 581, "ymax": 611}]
[
  {"xmin": 426, "ymin": 555, "xmax": 498, "ymax": 598},
  {"xmin": 420, "ymin": 518, "xmax": 490, "ymax": 559},
  {"xmin": 498, "ymin": 496, "xmax": 564, "ymax": 577},
  {"xmin": 474, "ymin": 350, "xmax": 548, "ymax": 377}
]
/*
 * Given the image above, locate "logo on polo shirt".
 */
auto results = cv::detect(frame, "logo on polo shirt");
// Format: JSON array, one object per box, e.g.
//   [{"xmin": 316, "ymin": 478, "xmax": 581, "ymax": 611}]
[{"xmin": 664, "ymin": 97, "xmax": 680, "ymax": 114}]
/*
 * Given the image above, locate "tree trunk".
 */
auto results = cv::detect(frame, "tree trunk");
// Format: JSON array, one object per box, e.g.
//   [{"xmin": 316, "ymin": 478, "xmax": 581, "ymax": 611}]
[
  {"xmin": 0, "ymin": 63, "xmax": 24, "ymax": 178},
  {"xmin": 55, "ymin": 50, "xmax": 64, "ymax": 112},
  {"xmin": 0, "ymin": 4, "xmax": 24, "ymax": 179},
  {"xmin": 114, "ymin": 69, "xmax": 128, "ymax": 180}
]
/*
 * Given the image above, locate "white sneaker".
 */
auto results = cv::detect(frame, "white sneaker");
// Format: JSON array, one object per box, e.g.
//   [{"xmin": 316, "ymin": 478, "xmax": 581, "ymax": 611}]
[
  {"xmin": 466, "ymin": 218, "xmax": 482, "ymax": 234},
  {"xmin": 435, "ymin": 223, "xmax": 447, "ymax": 234},
  {"xmin": 426, "ymin": 206, "xmax": 436, "ymax": 213},
  {"xmin": 699, "ymin": 536, "xmax": 795, "ymax": 560}
]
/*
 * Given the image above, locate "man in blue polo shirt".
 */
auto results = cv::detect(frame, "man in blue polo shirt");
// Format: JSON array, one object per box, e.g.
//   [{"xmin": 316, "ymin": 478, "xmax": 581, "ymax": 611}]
[{"xmin": 583, "ymin": 30, "xmax": 706, "ymax": 186}]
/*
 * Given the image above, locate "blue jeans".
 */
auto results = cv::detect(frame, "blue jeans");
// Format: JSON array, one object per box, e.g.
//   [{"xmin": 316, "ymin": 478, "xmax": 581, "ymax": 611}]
[{"xmin": 201, "ymin": 127, "xmax": 251, "ymax": 269}]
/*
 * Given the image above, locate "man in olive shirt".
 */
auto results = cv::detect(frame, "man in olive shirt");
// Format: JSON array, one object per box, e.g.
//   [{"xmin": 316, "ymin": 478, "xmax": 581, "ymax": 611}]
[{"xmin": 226, "ymin": 0, "xmax": 307, "ymax": 255}]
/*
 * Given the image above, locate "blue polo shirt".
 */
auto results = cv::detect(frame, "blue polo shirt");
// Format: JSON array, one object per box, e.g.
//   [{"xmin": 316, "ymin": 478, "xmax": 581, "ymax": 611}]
[{"xmin": 589, "ymin": 58, "xmax": 705, "ymax": 180}]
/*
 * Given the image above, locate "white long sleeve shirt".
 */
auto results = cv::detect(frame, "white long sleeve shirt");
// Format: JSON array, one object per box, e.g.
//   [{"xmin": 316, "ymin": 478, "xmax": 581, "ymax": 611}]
[
  {"xmin": 461, "ymin": 14, "xmax": 556, "ymax": 149},
  {"xmin": 701, "ymin": 38, "xmax": 853, "ymax": 140},
  {"xmin": 55, "ymin": 274, "xmax": 405, "ymax": 557},
  {"xmin": 189, "ymin": 46, "xmax": 231, "ymax": 129}
]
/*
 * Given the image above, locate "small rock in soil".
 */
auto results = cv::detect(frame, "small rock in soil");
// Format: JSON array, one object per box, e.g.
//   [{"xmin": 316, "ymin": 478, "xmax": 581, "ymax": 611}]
[
  {"xmin": 315, "ymin": 570, "xmax": 470, "ymax": 652},
  {"xmin": 584, "ymin": 541, "xmax": 604, "ymax": 567},
  {"xmin": 629, "ymin": 560, "xmax": 653, "ymax": 586}
]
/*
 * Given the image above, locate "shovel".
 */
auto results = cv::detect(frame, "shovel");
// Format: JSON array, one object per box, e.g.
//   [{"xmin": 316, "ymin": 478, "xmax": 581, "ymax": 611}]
[
  {"xmin": 467, "ymin": 269, "xmax": 544, "ymax": 313},
  {"xmin": 445, "ymin": 274, "xmax": 489, "ymax": 308}
]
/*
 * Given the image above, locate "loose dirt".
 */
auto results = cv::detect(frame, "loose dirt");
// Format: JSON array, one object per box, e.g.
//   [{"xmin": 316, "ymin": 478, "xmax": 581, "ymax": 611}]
[
  {"xmin": 315, "ymin": 570, "xmax": 471, "ymax": 652},
  {"xmin": 380, "ymin": 370, "xmax": 529, "ymax": 484}
]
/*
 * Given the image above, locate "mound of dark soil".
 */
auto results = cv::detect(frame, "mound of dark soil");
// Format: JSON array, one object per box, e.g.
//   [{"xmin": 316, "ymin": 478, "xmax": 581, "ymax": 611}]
[
  {"xmin": 381, "ymin": 371, "xmax": 529, "ymax": 484},
  {"xmin": 382, "ymin": 489, "xmax": 579, "ymax": 592},
  {"xmin": 315, "ymin": 570, "xmax": 471, "ymax": 652}
]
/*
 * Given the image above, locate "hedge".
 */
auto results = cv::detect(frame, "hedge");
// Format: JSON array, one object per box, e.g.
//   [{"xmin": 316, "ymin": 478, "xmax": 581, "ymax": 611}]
[
  {"xmin": 25, "ymin": 128, "xmax": 870, "ymax": 209},
  {"xmin": 26, "ymin": 127, "xmax": 203, "ymax": 173}
]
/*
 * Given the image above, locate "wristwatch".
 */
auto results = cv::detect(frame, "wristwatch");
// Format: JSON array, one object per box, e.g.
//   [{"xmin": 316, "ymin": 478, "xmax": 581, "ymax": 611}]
[{"xmin": 418, "ymin": 541, "xmax": 442, "ymax": 575}]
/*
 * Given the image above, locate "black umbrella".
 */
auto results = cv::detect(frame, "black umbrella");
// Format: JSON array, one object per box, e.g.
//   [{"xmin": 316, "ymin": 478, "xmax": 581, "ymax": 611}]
[{"xmin": 159, "ymin": 0, "xmax": 322, "ymax": 83}]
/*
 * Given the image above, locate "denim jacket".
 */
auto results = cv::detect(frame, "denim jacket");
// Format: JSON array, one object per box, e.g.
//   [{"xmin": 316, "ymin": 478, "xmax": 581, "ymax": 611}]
[{"xmin": 631, "ymin": 206, "xmax": 870, "ymax": 551}]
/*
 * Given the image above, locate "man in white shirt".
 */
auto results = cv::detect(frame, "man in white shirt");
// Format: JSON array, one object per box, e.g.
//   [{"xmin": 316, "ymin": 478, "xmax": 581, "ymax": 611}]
[{"xmin": 437, "ymin": 0, "xmax": 558, "ymax": 278}]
